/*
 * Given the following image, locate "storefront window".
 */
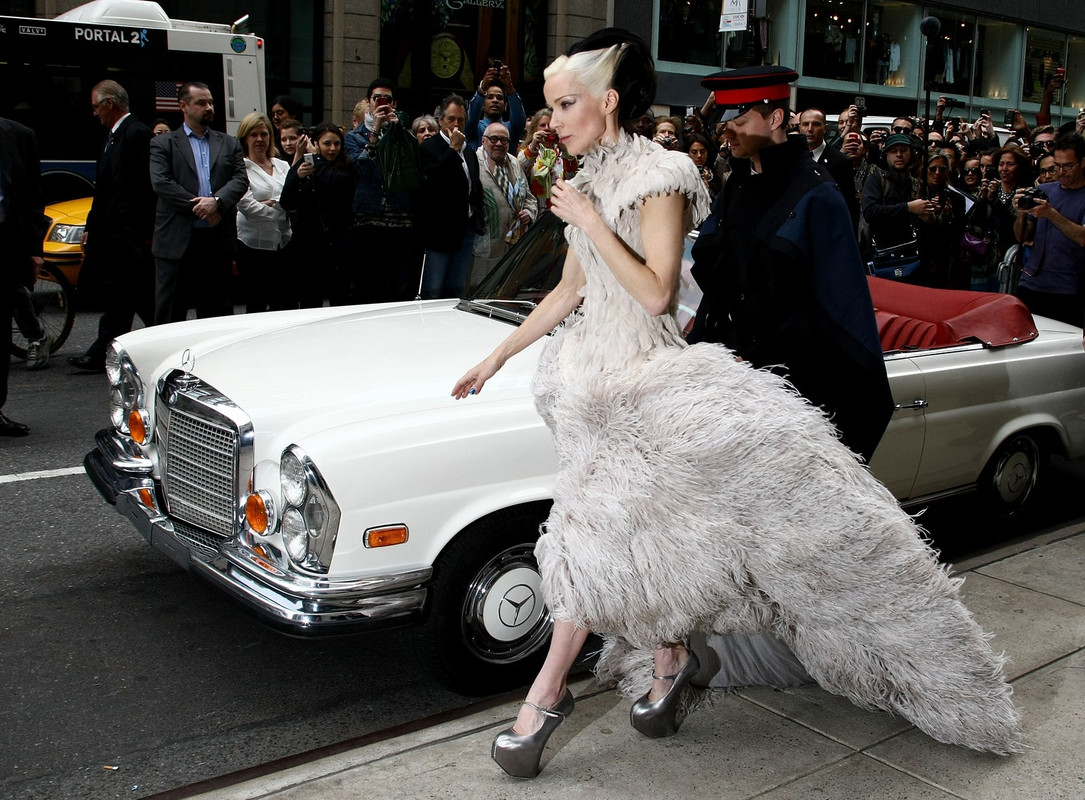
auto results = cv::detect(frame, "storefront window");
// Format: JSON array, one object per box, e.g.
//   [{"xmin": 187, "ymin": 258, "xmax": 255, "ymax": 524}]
[
  {"xmin": 657, "ymin": 0, "xmax": 722, "ymax": 67},
  {"xmin": 925, "ymin": 10, "xmax": 974, "ymax": 99},
  {"xmin": 973, "ymin": 18, "xmax": 1020, "ymax": 104},
  {"xmin": 1022, "ymin": 28, "xmax": 1066, "ymax": 104},
  {"xmin": 803, "ymin": 0, "xmax": 864, "ymax": 82},
  {"xmin": 716, "ymin": 0, "xmax": 789, "ymax": 70},
  {"xmin": 1066, "ymin": 36, "xmax": 1085, "ymax": 111},
  {"xmin": 862, "ymin": 2, "xmax": 919, "ymax": 89}
]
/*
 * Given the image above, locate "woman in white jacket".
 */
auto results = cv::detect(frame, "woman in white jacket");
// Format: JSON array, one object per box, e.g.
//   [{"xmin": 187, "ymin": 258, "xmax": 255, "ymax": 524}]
[{"xmin": 236, "ymin": 112, "xmax": 292, "ymax": 312}]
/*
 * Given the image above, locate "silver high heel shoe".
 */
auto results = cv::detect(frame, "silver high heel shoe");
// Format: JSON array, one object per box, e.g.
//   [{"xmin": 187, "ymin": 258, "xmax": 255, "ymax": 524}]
[
  {"xmin": 629, "ymin": 649, "xmax": 700, "ymax": 738},
  {"xmin": 491, "ymin": 688, "xmax": 575, "ymax": 778}
]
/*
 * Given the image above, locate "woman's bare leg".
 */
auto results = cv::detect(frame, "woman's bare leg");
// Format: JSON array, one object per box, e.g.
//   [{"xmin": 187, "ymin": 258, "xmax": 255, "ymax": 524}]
[
  {"xmin": 648, "ymin": 642, "xmax": 690, "ymax": 701},
  {"xmin": 512, "ymin": 620, "xmax": 590, "ymax": 734}
]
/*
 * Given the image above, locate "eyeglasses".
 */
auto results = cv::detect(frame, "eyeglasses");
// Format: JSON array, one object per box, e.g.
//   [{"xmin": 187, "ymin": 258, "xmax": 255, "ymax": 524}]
[
  {"xmin": 892, "ymin": 126, "xmax": 913, "ymax": 133},
  {"xmin": 963, "ymin": 167, "xmax": 982, "ymax": 175},
  {"xmin": 484, "ymin": 135, "xmax": 510, "ymax": 144},
  {"xmin": 1039, "ymin": 165, "xmax": 1059, "ymax": 175},
  {"xmin": 91, "ymin": 98, "xmax": 112, "ymax": 110},
  {"xmin": 1054, "ymin": 161, "xmax": 1079, "ymax": 173},
  {"xmin": 370, "ymin": 94, "xmax": 394, "ymax": 103},
  {"xmin": 928, "ymin": 165, "xmax": 949, "ymax": 173}
]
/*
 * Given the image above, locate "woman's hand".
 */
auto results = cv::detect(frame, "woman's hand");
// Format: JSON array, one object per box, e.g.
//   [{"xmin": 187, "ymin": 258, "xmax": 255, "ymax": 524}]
[
  {"xmin": 550, "ymin": 176, "xmax": 602, "ymax": 234},
  {"xmin": 451, "ymin": 353, "xmax": 505, "ymax": 399},
  {"xmin": 292, "ymin": 135, "xmax": 311, "ymax": 166},
  {"xmin": 297, "ymin": 159, "xmax": 315, "ymax": 178}
]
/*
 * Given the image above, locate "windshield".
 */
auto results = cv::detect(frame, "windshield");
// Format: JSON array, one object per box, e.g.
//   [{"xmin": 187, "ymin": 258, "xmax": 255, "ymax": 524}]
[
  {"xmin": 463, "ymin": 210, "xmax": 702, "ymax": 335},
  {"xmin": 469, "ymin": 211, "xmax": 568, "ymax": 304}
]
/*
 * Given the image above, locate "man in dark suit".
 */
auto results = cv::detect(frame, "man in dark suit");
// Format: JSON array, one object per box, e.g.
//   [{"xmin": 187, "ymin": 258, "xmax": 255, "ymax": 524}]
[
  {"xmin": 0, "ymin": 116, "xmax": 47, "ymax": 435},
  {"xmin": 417, "ymin": 94, "xmax": 484, "ymax": 299},
  {"xmin": 149, "ymin": 81, "xmax": 247, "ymax": 323},
  {"xmin": 690, "ymin": 68, "xmax": 892, "ymax": 464},
  {"xmin": 68, "ymin": 80, "xmax": 156, "ymax": 371},
  {"xmin": 799, "ymin": 108, "xmax": 860, "ymax": 232}
]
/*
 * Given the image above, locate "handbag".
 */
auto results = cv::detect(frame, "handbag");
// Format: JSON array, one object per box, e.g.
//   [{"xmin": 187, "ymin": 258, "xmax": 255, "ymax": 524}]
[
  {"xmin": 960, "ymin": 230, "xmax": 990, "ymax": 256},
  {"xmin": 868, "ymin": 230, "xmax": 921, "ymax": 280}
]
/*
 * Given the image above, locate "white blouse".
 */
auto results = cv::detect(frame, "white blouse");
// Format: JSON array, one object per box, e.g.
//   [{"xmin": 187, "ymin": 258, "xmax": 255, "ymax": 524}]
[{"xmin": 237, "ymin": 157, "xmax": 292, "ymax": 250}]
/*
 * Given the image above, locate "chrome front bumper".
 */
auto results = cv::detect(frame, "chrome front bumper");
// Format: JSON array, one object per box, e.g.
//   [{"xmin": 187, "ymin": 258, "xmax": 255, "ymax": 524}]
[{"xmin": 85, "ymin": 430, "xmax": 431, "ymax": 635}]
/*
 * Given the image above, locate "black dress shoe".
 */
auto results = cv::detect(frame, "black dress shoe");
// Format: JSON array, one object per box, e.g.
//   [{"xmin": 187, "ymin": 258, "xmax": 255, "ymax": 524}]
[
  {"xmin": 67, "ymin": 354, "xmax": 106, "ymax": 372},
  {"xmin": 0, "ymin": 413, "xmax": 30, "ymax": 437}
]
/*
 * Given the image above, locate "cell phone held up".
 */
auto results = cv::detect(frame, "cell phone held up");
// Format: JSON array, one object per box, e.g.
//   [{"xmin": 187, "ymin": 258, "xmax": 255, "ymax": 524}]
[
  {"xmin": 303, "ymin": 152, "xmax": 316, "ymax": 167},
  {"xmin": 1003, "ymin": 109, "xmax": 1017, "ymax": 128}
]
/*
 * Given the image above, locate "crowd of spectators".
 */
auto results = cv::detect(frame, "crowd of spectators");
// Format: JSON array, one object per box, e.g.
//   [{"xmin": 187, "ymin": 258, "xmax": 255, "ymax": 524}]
[{"xmin": 53, "ymin": 71, "xmax": 1085, "ymax": 353}]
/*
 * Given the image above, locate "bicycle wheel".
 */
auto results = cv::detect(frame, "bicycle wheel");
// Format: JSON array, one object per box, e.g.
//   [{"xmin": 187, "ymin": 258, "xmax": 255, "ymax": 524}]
[{"xmin": 10, "ymin": 261, "xmax": 75, "ymax": 359}]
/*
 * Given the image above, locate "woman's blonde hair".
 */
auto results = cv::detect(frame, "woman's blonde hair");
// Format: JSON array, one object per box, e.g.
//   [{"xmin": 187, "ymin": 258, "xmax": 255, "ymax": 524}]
[
  {"xmin": 543, "ymin": 44, "xmax": 627, "ymax": 106},
  {"xmin": 237, "ymin": 112, "xmax": 279, "ymax": 159}
]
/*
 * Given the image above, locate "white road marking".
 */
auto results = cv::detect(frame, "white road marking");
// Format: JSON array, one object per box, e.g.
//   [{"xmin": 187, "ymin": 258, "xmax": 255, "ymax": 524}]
[{"xmin": 0, "ymin": 466, "xmax": 85, "ymax": 485}]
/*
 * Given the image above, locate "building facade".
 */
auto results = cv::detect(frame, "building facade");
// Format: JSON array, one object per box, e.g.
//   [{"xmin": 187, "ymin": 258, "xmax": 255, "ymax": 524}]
[{"xmin": 23, "ymin": 0, "xmax": 1085, "ymax": 129}]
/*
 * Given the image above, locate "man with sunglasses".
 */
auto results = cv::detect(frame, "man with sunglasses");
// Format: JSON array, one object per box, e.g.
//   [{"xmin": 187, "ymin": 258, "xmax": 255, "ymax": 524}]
[
  {"xmin": 1013, "ymin": 133, "xmax": 1085, "ymax": 327},
  {"xmin": 469, "ymin": 122, "xmax": 537, "ymax": 290}
]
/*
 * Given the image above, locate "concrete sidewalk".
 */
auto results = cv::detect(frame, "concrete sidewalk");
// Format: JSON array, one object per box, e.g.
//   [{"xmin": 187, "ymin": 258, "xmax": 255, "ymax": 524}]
[{"xmin": 174, "ymin": 527, "xmax": 1085, "ymax": 800}]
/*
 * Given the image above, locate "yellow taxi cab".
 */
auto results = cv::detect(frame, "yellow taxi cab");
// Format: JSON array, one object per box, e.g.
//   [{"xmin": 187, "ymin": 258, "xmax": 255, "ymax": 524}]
[{"xmin": 43, "ymin": 196, "xmax": 92, "ymax": 287}]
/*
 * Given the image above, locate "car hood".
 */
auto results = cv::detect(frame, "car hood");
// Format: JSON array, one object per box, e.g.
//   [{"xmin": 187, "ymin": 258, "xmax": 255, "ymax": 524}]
[
  {"xmin": 135, "ymin": 301, "xmax": 540, "ymax": 446},
  {"xmin": 45, "ymin": 197, "xmax": 92, "ymax": 224}
]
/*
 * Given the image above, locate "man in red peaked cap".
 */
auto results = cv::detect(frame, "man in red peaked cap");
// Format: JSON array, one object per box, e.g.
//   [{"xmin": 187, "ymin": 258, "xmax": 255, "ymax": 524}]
[{"xmin": 688, "ymin": 66, "xmax": 893, "ymax": 463}]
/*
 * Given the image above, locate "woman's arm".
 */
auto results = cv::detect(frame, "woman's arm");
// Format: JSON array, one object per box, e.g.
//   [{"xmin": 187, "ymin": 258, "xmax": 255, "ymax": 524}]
[
  {"xmin": 452, "ymin": 252, "xmax": 585, "ymax": 399},
  {"xmin": 550, "ymin": 177, "xmax": 684, "ymax": 316}
]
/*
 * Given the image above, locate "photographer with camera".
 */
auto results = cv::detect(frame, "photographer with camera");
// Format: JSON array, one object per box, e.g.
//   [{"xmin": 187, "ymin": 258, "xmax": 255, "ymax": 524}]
[
  {"xmin": 346, "ymin": 79, "xmax": 419, "ymax": 304},
  {"xmin": 467, "ymin": 62, "xmax": 526, "ymax": 150},
  {"xmin": 1013, "ymin": 133, "xmax": 1085, "ymax": 326},
  {"xmin": 653, "ymin": 116, "xmax": 684, "ymax": 151}
]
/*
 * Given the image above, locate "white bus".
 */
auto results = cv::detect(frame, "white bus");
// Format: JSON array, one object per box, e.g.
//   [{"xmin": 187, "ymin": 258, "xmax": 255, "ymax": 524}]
[{"xmin": 0, "ymin": 0, "xmax": 266, "ymax": 202}]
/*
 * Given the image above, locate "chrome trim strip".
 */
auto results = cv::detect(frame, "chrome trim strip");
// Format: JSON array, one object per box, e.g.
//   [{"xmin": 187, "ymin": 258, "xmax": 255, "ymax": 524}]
[
  {"xmin": 110, "ymin": 489, "xmax": 430, "ymax": 632},
  {"xmin": 94, "ymin": 428, "xmax": 153, "ymax": 473}
]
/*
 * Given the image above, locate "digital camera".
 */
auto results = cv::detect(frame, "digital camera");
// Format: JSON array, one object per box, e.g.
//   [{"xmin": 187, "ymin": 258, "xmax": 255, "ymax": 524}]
[{"xmin": 1017, "ymin": 187, "xmax": 1048, "ymax": 210}]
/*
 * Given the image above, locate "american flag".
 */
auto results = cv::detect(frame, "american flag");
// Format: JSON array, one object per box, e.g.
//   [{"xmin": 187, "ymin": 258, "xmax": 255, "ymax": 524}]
[{"xmin": 154, "ymin": 81, "xmax": 182, "ymax": 112}]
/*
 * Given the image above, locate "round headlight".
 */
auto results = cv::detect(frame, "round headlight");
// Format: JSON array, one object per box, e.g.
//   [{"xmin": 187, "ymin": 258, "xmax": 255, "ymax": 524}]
[
  {"xmin": 280, "ymin": 450, "xmax": 308, "ymax": 507},
  {"xmin": 105, "ymin": 344, "xmax": 124, "ymax": 384},
  {"xmin": 282, "ymin": 507, "xmax": 308, "ymax": 562}
]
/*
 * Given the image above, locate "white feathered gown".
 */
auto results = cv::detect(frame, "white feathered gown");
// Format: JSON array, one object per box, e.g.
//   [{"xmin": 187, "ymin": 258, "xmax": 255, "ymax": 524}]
[{"xmin": 531, "ymin": 132, "xmax": 1021, "ymax": 755}]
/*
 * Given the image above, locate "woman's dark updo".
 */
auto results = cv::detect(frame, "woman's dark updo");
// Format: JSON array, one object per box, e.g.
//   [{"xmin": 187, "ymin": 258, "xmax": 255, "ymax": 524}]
[{"xmin": 565, "ymin": 28, "xmax": 656, "ymax": 124}]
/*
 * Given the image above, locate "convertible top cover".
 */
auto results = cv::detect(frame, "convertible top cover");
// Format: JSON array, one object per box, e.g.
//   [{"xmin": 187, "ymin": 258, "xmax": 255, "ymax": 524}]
[{"xmin": 868, "ymin": 277, "xmax": 1039, "ymax": 351}]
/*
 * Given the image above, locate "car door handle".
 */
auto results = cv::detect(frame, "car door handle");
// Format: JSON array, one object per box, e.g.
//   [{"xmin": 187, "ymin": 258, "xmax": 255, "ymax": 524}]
[{"xmin": 894, "ymin": 399, "xmax": 929, "ymax": 410}]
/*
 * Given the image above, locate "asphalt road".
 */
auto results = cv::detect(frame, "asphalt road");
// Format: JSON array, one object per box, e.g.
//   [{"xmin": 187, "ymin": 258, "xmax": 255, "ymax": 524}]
[{"xmin": 2, "ymin": 311, "xmax": 1083, "ymax": 799}]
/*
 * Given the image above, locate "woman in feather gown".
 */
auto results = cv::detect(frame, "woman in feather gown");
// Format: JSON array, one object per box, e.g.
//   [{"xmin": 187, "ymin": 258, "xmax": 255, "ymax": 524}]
[{"xmin": 451, "ymin": 30, "xmax": 1021, "ymax": 779}]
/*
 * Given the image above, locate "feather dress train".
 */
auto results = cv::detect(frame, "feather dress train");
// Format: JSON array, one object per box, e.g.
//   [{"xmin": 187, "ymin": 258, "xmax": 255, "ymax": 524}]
[{"xmin": 531, "ymin": 131, "xmax": 1021, "ymax": 755}]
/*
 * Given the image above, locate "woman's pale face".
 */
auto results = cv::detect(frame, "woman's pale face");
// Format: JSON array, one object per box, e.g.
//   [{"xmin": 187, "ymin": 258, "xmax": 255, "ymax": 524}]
[
  {"xmin": 998, "ymin": 153, "xmax": 1019, "ymax": 184},
  {"xmin": 544, "ymin": 71, "xmax": 609, "ymax": 157},
  {"xmin": 246, "ymin": 125, "xmax": 271, "ymax": 158},
  {"xmin": 415, "ymin": 122, "xmax": 437, "ymax": 143},
  {"xmin": 152, "ymin": 122, "xmax": 170, "ymax": 136},
  {"xmin": 688, "ymin": 141, "xmax": 708, "ymax": 166},
  {"xmin": 317, "ymin": 131, "xmax": 342, "ymax": 161}
]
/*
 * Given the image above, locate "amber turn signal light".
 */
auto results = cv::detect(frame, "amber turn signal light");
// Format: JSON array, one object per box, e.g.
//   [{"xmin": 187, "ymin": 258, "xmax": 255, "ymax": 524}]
[
  {"xmin": 138, "ymin": 488, "xmax": 156, "ymax": 509},
  {"xmin": 245, "ymin": 493, "xmax": 270, "ymax": 534},
  {"xmin": 364, "ymin": 525, "xmax": 408, "ymax": 548},
  {"xmin": 128, "ymin": 408, "xmax": 149, "ymax": 444}
]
